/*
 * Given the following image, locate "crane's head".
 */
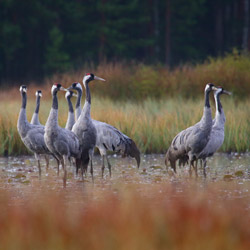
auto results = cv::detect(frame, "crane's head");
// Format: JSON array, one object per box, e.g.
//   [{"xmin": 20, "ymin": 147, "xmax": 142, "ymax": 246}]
[
  {"xmin": 36, "ymin": 90, "xmax": 42, "ymax": 97},
  {"xmin": 67, "ymin": 82, "xmax": 82, "ymax": 91},
  {"xmin": 19, "ymin": 85, "xmax": 27, "ymax": 93},
  {"xmin": 51, "ymin": 83, "xmax": 67, "ymax": 95},
  {"xmin": 215, "ymin": 86, "xmax": 232, "ymax": 96},
  {"xmin": 65, "ymin": 90, "xmax": 77, "ymax": 99},
  {"xmin": 82, "ymin": 73, "xmax": 105, "ymax": 87},
  {"xmin": 205, "ymin": 83, "xmax": 218, "ymax": 92}
]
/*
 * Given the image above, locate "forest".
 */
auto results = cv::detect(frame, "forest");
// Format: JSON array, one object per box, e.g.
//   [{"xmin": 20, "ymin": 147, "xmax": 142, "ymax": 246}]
[{"xmin": 0, "ymin": 0, "xmax": 249, "ymax": 84}]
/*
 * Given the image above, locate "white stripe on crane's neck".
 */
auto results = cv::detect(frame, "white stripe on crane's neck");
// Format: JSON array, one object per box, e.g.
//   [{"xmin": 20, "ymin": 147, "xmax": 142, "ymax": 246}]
[
  {"xmin": 75, "ymin": 84, "xmax": 82, "ymax": 120},
  {"xmin": 214, "ymin": 90, "xmax": 223, "ymax": 114}
]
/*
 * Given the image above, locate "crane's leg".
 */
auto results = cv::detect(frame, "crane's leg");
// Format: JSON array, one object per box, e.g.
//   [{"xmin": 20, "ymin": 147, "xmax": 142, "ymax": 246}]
[
  {"xmin": 44, "ymin": 155, "xmax": 49, "ymax": 170},
  {"xmin": 56, "ymin": 158, "xmax": 60, "ymax": 176},
  {"xmin": 89, "ymin": 150, "xmax": 94, "ymax": 182},
  {"xmin": 203, "ymin": 159, "xmax": 207, "ymax": 178},
  {"xmin": 200, "ymin": 159, "xmax": 203, "ymax": 168},
  {"xmin": 34, "ymin": 153, "xmax": 42, "ymax": 178},
  {"xmin": 106, "ymin": 156, "xmax": 112, "ymax": 177},
  {"xmin": 194, "ymin": 159, "xmax": 198, "ymax": 178},
  {"xmin": 62, "ymin": 155, "xmax": 67, "ymax": 188},
  {"xmin": 188, "ymin": 159, "xmax": 193, "ymax": 177},
  {"xmin": 101, "ymin": 155, "xmax": 105, "ymax": 178},
  {"xmin": 170, "ymin": 160, "xmax": 176, "ymax": 173}
]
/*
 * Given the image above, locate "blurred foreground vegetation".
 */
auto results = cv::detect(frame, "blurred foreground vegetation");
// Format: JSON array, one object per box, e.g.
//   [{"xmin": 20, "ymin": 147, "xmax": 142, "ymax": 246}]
[{"xmin": 0, "ymin": 179, "xmax": 249, "ymax": 250}]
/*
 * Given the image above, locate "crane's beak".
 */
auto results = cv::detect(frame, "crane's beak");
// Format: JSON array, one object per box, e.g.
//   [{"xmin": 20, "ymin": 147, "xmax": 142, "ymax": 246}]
[
  {"xmin": 212, "ymin": 86, "xmax": 218, "ymax": 91},
  {"xmin": 223, "ymin": 90, "xmax": 232, "ymax": 95},
  {"xmin": 67, "ymin": 86, "xmax": 73, "ymax": 90},
  {"xmin": 94, "ymin": 75, "xmax": 106, "ymax": 81},
  {"xmin": 60, "ymin": 87, "xmax": 68, "ymax": 92},
  {"xmin": 72, "ymin": 93, "xmax": 78, "ymax": 97}
]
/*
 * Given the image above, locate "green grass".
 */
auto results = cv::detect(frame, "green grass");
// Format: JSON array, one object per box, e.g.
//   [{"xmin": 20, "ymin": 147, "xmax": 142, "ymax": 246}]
[{"xmin": 0, "ymin": 92, "xmax": 249, "ymax": 156}]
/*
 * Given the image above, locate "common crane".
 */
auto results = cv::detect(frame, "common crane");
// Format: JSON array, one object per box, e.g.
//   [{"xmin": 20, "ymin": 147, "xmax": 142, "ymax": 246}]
[
  {"xmin": 69, "ymin": 74, "xmax": 105, "ymax": 179},
  {"xmin": 69, "ymin": 82, "xmax": 140, "ymax": 177},
  {"xmin": 17, "ymin": 86, "xmax": 52, "ymax": 176},
  {"xmin": 44, "ymin": 84, "xmax": 81, "ymax": 187},
  {"xmin": 165, "ymin": 83, "xmax": 218, "ymax": 177},
  {"xmin": 197, "ymin": 87, "xmax": 231, "ymax": 177}
]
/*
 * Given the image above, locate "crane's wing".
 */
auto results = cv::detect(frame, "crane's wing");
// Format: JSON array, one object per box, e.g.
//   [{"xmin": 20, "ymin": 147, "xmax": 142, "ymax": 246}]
[{"xmin": 93, "ymin": 120, "xmax": 140, "ymax": 167}]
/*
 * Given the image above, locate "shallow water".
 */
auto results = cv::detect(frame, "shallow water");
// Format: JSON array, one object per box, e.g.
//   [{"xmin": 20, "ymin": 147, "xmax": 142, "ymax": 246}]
[{"xmin": 0, "ymin": 153, "xmax": 250, "ymax": 207}]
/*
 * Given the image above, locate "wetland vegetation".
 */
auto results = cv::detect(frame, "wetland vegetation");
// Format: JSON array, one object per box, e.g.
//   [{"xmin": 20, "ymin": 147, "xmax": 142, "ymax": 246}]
[{"xmin": 0, "ymin": 54, "xmax": 249, "ymax": 249}]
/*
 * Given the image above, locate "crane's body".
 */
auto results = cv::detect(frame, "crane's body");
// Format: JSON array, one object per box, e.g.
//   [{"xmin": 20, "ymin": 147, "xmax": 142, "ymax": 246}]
[
  {"xmin": 44, "ymin": 84, "xmax": 80, "ymax": 187},
  {"xmin": 70, "ymin": 81, "xmax": 140, "ymax": 177},
  {"xmin": 70, "ymin": 74, "xmax": 105, "ymax": 179},
  {"xmin": 197, "ymin": 87, "xmax": 231, "ymax": 176},
  {"xmin": 17, "ymin": 86, "xmax": 51, "ymax": 176},
  {"xmin": 165, "ymin": 83, "xmax": 218, "ymax": 176}
]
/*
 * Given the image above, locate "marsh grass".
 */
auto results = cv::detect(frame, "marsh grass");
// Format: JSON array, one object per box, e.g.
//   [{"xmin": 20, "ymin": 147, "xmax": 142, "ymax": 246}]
[{"xmin": 0, "ymin": 89, "xmax": 249, "ymax": 155}]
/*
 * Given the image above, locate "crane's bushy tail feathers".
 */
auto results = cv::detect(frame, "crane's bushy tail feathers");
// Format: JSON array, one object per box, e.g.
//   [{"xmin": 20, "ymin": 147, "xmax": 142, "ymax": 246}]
[
  {"xmin": 124, "ymin": 139, "xmax": 140, "ymax": 168},
  {"xmin": 76, "ymin": 153, "xmax": 89, "ymax": 176}
]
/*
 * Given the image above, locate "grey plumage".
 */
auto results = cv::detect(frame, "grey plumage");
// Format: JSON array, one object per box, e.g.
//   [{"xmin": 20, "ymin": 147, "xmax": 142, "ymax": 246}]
[
  {"xmin": 65, "ymin": 90, "xmax": 77, "ymax": 130},
  {"xmin": 17, "ymin": 86, "xmax": 51, "ymax": 175},
  {"xmin": 71, "ymin": 82, "xmax": 140, "ymax": 177},
  {"xmin": 30, "ymin": 90, "xmax": 42, "ymax": 126},
  {"xmin": 69, "ymin": 74, "xmax": 105, "ymax": 179},
  {"xmin": 165, "ymin": 83, "xmax": 218, "ymax": 176},
  {"xmin": 30, "ymin": 89, "xmax": 52, "ymax": 169},
  {"xmin": 44, "ymin": 84, "xmax": 81, "ymax": 187},
  {"xmin": 94, "ymin": 120, "xmax": 140, "ymax": 177},
  {"xmin": 197, "ymin": 87, "xmax": 231, "ymax": 177}
]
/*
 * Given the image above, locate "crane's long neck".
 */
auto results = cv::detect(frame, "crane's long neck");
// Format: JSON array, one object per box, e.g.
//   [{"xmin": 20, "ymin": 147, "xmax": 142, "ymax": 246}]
[
  {"xmin": 17, "ymin": 92, "xmax": 30, "ymax": 135},
  {"xmin": 75, "ymin": 88, "xmax": 82, "ymax": 120},
  {"xmin": 67, "ymin": 96, "xmax": 74, "ymax": 113},
  {"xmin": 35, "ymin": 96, "xmax": 41, "ymax": 114},
  {"xmin": 65, "ymin": 96, "xmax": 75, "ymax": 130},
  {"xmin": 214, "ymin": 92, "xmax": 225, "ymax": 125},
  {"xmin": 46, "ymin": 91, "xmax": 59, "ymax": 129},
  {"xmin": 80, "ymin": 81, "xmax": 91, "ymax": 119},
  {"xmin": 200, "ymin": 90, "xmax": 213, "ymax": 129},
  {"xmin": 31, "ymin": 96, "xmax": 41, "ymax": 125}
]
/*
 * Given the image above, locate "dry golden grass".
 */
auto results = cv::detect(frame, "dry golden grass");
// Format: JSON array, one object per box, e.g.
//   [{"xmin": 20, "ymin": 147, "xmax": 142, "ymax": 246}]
[{"xmin": 0, "ymin": 86, "xmax": 249, "ymax": 156}]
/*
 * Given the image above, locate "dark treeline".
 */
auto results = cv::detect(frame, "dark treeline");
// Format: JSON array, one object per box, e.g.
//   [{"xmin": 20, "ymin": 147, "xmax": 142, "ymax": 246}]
[{"xmin": 0, "ymin": 0, "xmax": 249, "ymax": 84}]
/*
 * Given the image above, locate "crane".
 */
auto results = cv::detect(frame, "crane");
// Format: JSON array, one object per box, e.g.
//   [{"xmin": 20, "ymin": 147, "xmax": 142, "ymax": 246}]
[
  {"xmin": 165, "ymin": 83, "xmax": 218, "ymax": 177},
  {"xmin": 197, "ymin": 87, "xmax": 231, "ymax": 177},
  {"xmin": 69, "ymin": 82, "xmax": 140, "ymax": 177},
  {"xmin": 44, "ymin": 84, "xmax": 81, "ymax": 187},
  {"xmin": 17, "ymin": 86, "xmax": 52, "ymax": 176},
  {"xmin": 69, "ymin": 74, "xmax": 105, "ymax": 179}
]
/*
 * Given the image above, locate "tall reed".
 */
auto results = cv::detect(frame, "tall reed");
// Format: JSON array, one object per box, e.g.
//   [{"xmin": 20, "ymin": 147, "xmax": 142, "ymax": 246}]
[{"xmin": 0, "ymin": 92, "xmax": 249, "ymax": 155}]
